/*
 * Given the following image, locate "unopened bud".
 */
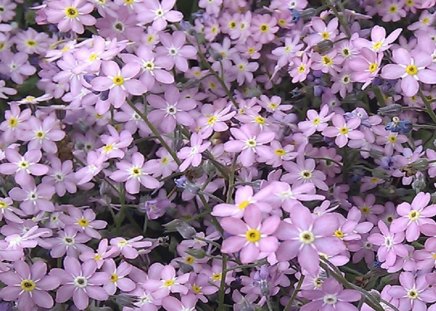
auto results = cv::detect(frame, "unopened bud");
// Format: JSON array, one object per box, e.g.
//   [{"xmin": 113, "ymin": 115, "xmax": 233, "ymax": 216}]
[
  {"xmin": 378, "ymin": 104, "xmax": 403, "ymax": 116},
  {"xmin": 185, "ymin": 248, "xmax": 206, "ymax": 259},
  {"xmin": 313, "ymin": 40, "xmax": 334, "ymax": 54}
]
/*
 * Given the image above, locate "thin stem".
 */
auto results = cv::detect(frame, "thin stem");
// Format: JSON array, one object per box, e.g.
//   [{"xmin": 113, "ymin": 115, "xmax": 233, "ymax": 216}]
[
  {"xmin": 418, "ymin": 89, "xmax": 436, "ymax": 124},
  {"xmin": 284, "ymin": 275, "xmax": 305, "ymax": 311},
  {"xmin": 326, "ymin": 0, "xmax": 351, "ymax": 38},
  {"xmin": 126, "ymin": 98, "xmax": 181, "ymax": 165},
  {"xmin": 217, "ymin": 254, "xmax": 228, "ymax": 311}
]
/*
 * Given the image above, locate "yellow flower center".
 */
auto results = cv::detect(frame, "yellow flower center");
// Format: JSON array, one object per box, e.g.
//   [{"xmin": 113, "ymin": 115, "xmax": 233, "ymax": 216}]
[
  {"xmin": 321, "ymin": 32, "xmax": 330, "ymax": 40},
  {"xmin": 432, "ymin": 253, "xmax": 436, "ymax": 260},
  {"xmin": 361, "ymin": 206, "xmax": 370, "ymax": 214},
  {"xmin": 339, "ymin": 127, "xmax": 349, "ymax": 135},
  {"xmin": 407, "ymin": 289, "xmax": 419, "ymax": 300},
  {"xmin": 238, "ymin": 200, "xmax": 250, "ymax": 210},
  {"xmin": 111, "ymin": 273, "xmax": 119, "ymax": 283},
  {"xmin": 389, "ymin": 5, "xmax": 398, "ymax": 13},
  {"xmin": 8, "ymin": 117, "xmax": 18, "ymax": 128},
  {"xmin": 300, "ymin": 170, "xmax": 312, "ymax": 179},
  {"xmin": 405, "ymin": 64, "xmax": 418, "ymax": 76},
  {"xmin": 185, "ymin": 256, "xmax": 195, "ymax": 265},
  {"xmin": 408, "ymin": 210, "xmax": 420, "ymax": 221},
  {"xmin": 211, "ymin": 273, "xmax": 222, "ymax": 282},
  {"xmin": 246, "ymin": 139, "xmax": 257, "ymax": 148},
  {"xmin": 322, "ymin": 56, "xmax": 333, "ymax": 66},
  {"xmin": 65, "ymin": 6, "xmax": 79, "ymax": 18},
  {"xmin": 334, "ymin": 229, "xmax": 344, "ymax": 239},
  {"xmin": 207, "ymin": 115, "xmax": 217, "ymax": 125},
  {"xmin": 299, "ymin": 231, "xmax": 315, "ymax": 244},
  {"xmin": 112, "ymin": 75, "xmax": 124, "ymax": 86},
  {"xmin": 254, "ymin": 116, "xmax": 265, "ymax": 125},
  {"xmin": 161, "ymin": 157, "xmax": 169, "ymax": 165},
  {"xmin": 18, "ymin": 160, "xmax": 30, "ymax": 169},
  {"xmin": 94, "ymin": 254, "xmax": 102, "ymax": 261},
  {"xmin": 297, "ymin": 64, "xmax": 306, "ymax": 73},
  {"xmin": 369, "ymin": 63, "xmax": 378, "ymax": 73},
  {"xmin": 312, "ymin": 117, "xmax": 321, "ymax": 125},
  {"xmin": 88, "ymin": 53, "xmax": 98, "ymax": 62},
  {"xmin": 0, "ymin": 200, "xmax": 8, "ymax": 209},
  {"xmin": 192, "ymin": 284, "xmax": 202, "ymax": 294},
  {"xmin": 20, "ymin": 279, "xmax": 36, "ymax": 292},
  {"xmin": 77, "ymin": 217, "xmax": 89, "ymax": 227},
  {"xmin": 274, "ymin": 148, "xmax": 286, "ymax": 156},
  {"xmin": 228, "ymin": 21, "xmax": 237, "ymax": 29},
  {"xmin": 245, "ymin": 228, "xmax": 261, "ymax": 243},
  {"xmin": 387, "ymin": 135, "xmax": 397, "ymax": 143},
  {"xmin": 35, "ymin": 130, "xmax": 45, "ymax": 139},
  {"xmin": 163, "ymin": 279, "xmax": 175, "ymax": 287},
  {"xmin": 260, "ymin": 24, "xmax": 269, "ymax": 32},
  {"xmin": 372, "ymin": 41, "xmax": 383, "ymax": 51},
  {"xmin": 26, "ymin": 40, "xmax": 37, "ymax": 47},
  {"xmin": 130, "ymin": 166, "xmax": 142, "ymax": 177}
]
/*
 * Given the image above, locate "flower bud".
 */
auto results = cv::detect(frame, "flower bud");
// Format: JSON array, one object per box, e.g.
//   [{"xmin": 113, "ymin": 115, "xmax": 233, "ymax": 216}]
[
  {"xmin": 185, "ymin": 248, "xmax": 206, "ymax": 259},
  {"xmin": 313, "ymin": 40, "xmax": 334, "ymax": 54},
  {"xmin": 377, "ymin": 104, "xmax": 403, "ymax": 116}
]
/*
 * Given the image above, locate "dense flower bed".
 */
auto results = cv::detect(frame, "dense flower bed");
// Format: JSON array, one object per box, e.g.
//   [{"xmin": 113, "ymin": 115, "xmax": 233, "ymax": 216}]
[{"xmin": 0, "ymin": 0, "xmax": 435, "ymax": 310}]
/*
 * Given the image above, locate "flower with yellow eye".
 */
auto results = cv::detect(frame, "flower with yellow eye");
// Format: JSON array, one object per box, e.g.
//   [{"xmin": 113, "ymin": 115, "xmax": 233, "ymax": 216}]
[
  {"xmin": 221, "ymin": 206, "xmax": 280, "ymax": 264},
  {"xmin": 391, "ymin": 192, "xmax": 436, "ymax": 242}
]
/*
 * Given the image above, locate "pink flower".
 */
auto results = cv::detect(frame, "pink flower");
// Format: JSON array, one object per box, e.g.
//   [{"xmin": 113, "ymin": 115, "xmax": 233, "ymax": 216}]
[
  {"xmin": 276, "ymin": 206, "xmax": 344, "ymax": 274},
  {"xmin": 0, "ymin": 52, "xmax": 36, "ymax": 84},
  {"xmin": 250, "ymin": 14, "xmax": 278, "ymax": 44},
  {"xmin": 298, "ymin": 105, "xmax": 333, "ymax": 136},
  {"xmin": 143, "ymin": 263, "xmax": 190, "ymax": 299},
  {"xmin": 354, "ymin": 25, "xmax": 402, "ymax": 52},
  {"xmin": 212, "ymin": 185, "xmax": 271, "ymax": 218},
  {"xmin": 156, "ymin": 31, "xmax": 197, "ymax": 72},
  {"xmin": 0, "ymin": 261, "xmax": 60, "ymax": 311},
  {"xmin": 60, "ymin": 206, "xmax": 107, "ymax": 239},
  {"xmin": 110, "ymin": 236, "xmax": 152, "ymax": 259},
  {"xmin": 255, "ymin": 181, "xmax": 324, "ymax": 213},
  {"xmin": 221, "ymin": 206, "xmax": 280, "ymax": 264},
  {"xmin": 322, "ymin": 115, "xmax": 364, "ymax": 148},
  {"xmin": 368, "ymin": 220, "xmax": 408, "ymax": 268},
  {"xmin": 91, "ymin": 61, "xmax": 146, "ymax": 108},
  {"xmin": 388, "ymin": 272, "xmax": 436, "ymax": 311},
  {"xmin": 178, "ymin": 133, "xmax": 211, "ymax": 172},
  {"xmin": 381, "ymin": 48, "xmax": 436, "ymax": 97},
  {"xmin": 224, "ymin": 124, "xmax": 275, "ymax": 167},
  {"xmin": 9, "ymin": 180, "xmax": 55, "ymax": 215},
  {"xmin": 110, "ymin": 152, "xmax": 161, "ymax": 194},
  {"xmin": 0, "ymin": 149, "xmax": 48, "ymax": 186},
  {"xmin": 162, "ymin": 294, "xmax": 198, "ymax": 311},
  {"xmin": 282, "ymin": 156, "xmax": 328, "ymax": 191},
  {"xmin": 101, "ymin": 259, "xmax": 135, "ymax": 295},
  {"xmin": 46, "ymin": 0, "xmax": 96, "ymax": 34},
  {"xmin": 136, "ymin": 0, "xmax": 183, "ymax": 31},
  {"xmin": 390, "ymin": 192, "xmax": 436, "ymax": 242},
  {"xmin": 147, "ymin": 86, "xmax": 196, "ymax": 133},
  {"xmin": 52, "ymin": 257, "xmax": 109, "ymax": 310},
  {"xmin": 121, "ymin": 46, "xmax": 174, "ymax": 90},
  {"xmin": 289, "ymin": 53, "xmax": 312, "ymax": 83},
  {"xmin": 21, "ymin": 115, "xmax": 65, "ymax": 154},
  {"xmin": 301, "ymin": 278, "xmax": 360, "ymax": 311},
  {"xmin": 349, "ymin": 48, "xmax": 383, "ymax": 90}
]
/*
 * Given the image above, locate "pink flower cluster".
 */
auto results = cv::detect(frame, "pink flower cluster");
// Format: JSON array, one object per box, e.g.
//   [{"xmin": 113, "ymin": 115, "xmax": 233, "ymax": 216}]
[{"xmin": 0, "ymin": 0, "xmax": 435, "ymax": 310}]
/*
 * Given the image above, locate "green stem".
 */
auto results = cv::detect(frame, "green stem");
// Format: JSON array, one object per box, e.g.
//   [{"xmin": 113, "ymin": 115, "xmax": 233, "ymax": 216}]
[
  {"xmin": 126, "ymin": 99, "xmax": 181, "ymax": 165},
  {"xmin": 284, "ymin": 275, "xmax": 305, "ymax": 311},
  {"xmin": 418, "ymin": 89, "xmax": 436, "ymax": 124},
  {"xmin": 326, "ymin": 0, "xmax": 351, "ymax": 38},
  {"xmin": 217, "ymin": 254, "xmax": 228, "ymax": 311}
]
